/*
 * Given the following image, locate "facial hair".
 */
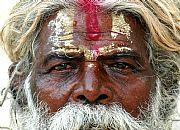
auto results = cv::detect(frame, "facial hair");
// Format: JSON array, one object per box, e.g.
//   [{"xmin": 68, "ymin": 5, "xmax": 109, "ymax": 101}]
[
  {"xmin": 14, "ymin": 104, "xmax": 148, "ymax": 130},
  {"xmin": 11, "ymin": 74, "xmax": 171, "ymax": 130}
]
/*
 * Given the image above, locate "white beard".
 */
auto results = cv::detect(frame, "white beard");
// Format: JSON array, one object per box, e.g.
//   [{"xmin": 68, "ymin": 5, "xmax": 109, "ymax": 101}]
[
  {"xmin": 11, "ymin": 74, "xmax": 171, "ymax": 130},
  {"xmin": 15, "ymin": 104, "xmax": 148, "ymax": 130}
]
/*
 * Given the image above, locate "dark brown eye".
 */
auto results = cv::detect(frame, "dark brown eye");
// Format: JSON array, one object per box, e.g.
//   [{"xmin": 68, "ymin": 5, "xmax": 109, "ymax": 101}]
[
  {"xmin": 109, "ymin": 62, "xmax": 138, "ymax": 74},
  {"xmin": 40, "ymin": 63, "xmax": 74, "ymax": 75},
  {"xmin": 52, "ymin": 63, "xmax": 73, "ymax": 72}
]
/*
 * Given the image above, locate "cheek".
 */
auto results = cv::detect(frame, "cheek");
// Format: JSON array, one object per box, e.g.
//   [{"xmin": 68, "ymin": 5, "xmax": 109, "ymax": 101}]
[
  {"xmin": 104, "ymin": 76, "xmax": 153, "ymax": 117},
  {"xmin": 33, "ymin": 75, "xmax": 74, "ymax": 112},
  {"xmin": 125, "ymin": 79, "xmax": 152, "ymax": 108}
]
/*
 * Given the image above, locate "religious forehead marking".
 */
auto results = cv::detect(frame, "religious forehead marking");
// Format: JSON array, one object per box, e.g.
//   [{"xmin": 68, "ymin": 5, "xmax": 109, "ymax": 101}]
[
  {"xmin": 111, "ymin": 12, "xmax": 132, "ymax": 40},
  {"xmin": 48, "ymin": 9, "xmax": 74, "ymax": 46},
  {"xmin": 47, "ymin": 9, "xmax": 132, "ymax": 46},
  {"xmin": 47, "ymin": 9, "xmax": 133, "ymax": 61}
]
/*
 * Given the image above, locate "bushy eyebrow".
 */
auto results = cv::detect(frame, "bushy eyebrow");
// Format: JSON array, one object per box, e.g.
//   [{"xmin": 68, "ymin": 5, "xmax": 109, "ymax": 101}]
[
  {"xmin": 98, "ymin": 50, "xmax": 141, "ymax": 61},
  {"xmin": 44, "ymin": 49, "xmax": 142, "ymax": 64},
  {"xmin": 43, "ymin": 51, "xmax": 84, "ymax": 65}
]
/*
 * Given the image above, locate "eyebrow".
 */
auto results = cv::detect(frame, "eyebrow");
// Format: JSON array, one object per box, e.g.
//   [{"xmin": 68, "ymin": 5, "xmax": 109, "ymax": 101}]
[
  {"xmin": 98, "ymin": 50, "xmax": 141, "ymax": 61},
  {"xmin": 43, "ymin": 46, "xmax": 143, "ymax": 64},
  {"xmin": 43, "ymin": 51, "xmax": 84, "ymax": 65}
]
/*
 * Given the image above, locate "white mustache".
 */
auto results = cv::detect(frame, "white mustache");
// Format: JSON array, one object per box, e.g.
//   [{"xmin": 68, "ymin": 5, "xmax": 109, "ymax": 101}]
[
  {"xmin": 47, "ymin": 104, "xmax": 147, "ymax": 130},
  {"xmin": 15, "ymin": 103, "xmax": 148, "ymax": 130}
]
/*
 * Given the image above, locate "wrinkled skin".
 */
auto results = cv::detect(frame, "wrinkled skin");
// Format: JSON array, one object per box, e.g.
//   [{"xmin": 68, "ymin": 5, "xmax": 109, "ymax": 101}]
[{"xmin": 31, "ymin": 4, "xmax": 155, "ymax": 117}]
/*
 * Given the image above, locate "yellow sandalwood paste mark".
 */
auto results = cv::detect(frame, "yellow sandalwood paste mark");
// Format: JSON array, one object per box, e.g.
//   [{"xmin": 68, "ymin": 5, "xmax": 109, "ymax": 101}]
[
  {"xmin": 111, "ymin": 12, "xmax": 131, "ymax": 40},
  {"xmin": 48, "ymin": 9, "xmax": 74, "ymax": 46}
]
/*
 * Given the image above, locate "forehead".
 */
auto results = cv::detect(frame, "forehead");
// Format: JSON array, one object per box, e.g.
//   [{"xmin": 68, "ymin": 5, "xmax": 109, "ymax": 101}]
[
  {"xmin": 39, "ymin": 4, "xmax": 147, "ymax": 61},
  {"xmin": 47, "ymin": 8, "xmax": 132, "ymax": 42}
]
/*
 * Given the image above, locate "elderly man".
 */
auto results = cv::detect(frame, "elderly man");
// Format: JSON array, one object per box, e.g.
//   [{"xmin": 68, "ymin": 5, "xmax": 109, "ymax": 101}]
[{"xmin": 0, "ymin": 0, "xmax": 180, "ymax": 129}]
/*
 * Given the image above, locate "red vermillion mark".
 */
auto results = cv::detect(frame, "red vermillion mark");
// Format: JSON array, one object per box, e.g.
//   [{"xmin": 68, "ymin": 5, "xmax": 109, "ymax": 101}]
[{"xmin": 80, "ymin": 0, "xmax": 101, "ymax": 40}]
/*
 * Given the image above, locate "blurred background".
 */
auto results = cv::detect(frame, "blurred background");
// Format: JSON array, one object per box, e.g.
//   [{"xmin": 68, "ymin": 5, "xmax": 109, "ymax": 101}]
[{"xmin": 0, "ymin": 0, "xmax": 179, "ymax": 129}]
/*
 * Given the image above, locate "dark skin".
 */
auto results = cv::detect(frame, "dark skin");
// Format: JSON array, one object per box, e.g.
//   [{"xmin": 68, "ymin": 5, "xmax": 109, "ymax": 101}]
[{"xmin": 31, "ymin": 4, "xmax": 155, "ymax": 117}]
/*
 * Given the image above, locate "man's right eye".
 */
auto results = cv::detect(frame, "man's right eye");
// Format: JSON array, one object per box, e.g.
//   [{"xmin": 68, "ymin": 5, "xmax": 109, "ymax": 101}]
[{"xmin": 50, "ymin": 63, "xmax": 74, "ymax": 73}]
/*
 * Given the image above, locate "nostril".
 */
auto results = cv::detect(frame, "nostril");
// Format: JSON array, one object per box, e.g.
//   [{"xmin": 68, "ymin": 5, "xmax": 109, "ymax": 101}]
[
  {"xmin": 73, "ymin": 89, "xmax": 113, "ymax": 104},
  {"xmin": 96, "ymin": 94, "xmax": 108, "ymax": 101},
  {"xmin": 76, "ymin": 94, "xmax": 109, "ymax": 104},
  {"xmin": 77, "ymin": 95, "xmax": 87, "ymax": 101}
]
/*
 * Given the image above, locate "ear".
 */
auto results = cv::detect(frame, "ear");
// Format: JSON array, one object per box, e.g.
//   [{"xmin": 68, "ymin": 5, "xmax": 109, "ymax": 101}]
[{"xmin": 8, "ymin": 63, "xmax": 24, "ymax": 100}]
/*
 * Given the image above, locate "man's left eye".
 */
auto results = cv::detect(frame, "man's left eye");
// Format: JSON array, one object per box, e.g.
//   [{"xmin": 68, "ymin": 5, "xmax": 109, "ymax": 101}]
[{"xmin": 108, "ymin": 62, "xmax": 138, "ymax": 74}]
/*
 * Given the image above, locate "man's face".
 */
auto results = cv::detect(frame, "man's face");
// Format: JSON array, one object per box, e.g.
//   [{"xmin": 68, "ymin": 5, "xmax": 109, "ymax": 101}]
[{"xmin": 31, "ymin": 3, "xmax": 154, "ymax": 118}]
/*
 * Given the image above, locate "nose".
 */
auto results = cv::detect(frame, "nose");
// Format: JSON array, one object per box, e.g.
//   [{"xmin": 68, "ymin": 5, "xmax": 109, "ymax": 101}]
[{"xmin": 72, "ymin": 62, "xmax": 113, "ymax": 104}]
